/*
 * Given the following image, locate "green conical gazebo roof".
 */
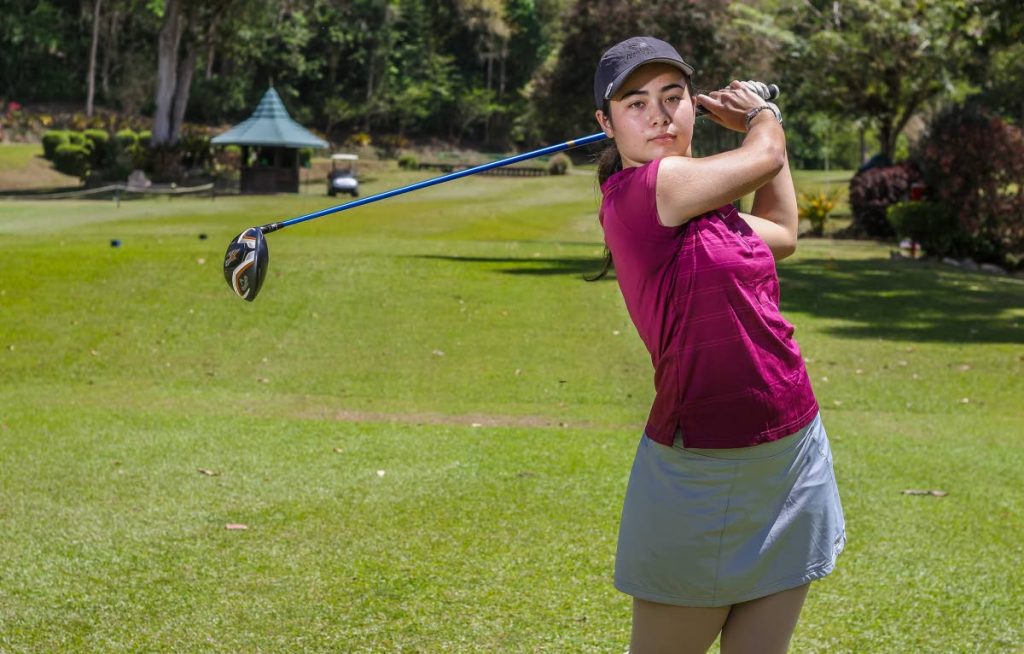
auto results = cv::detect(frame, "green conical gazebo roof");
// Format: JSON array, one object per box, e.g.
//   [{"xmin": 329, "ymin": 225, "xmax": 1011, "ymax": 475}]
[{"xmin": 211, "ymin": 87, "xmax": 327, "ymax": 149}]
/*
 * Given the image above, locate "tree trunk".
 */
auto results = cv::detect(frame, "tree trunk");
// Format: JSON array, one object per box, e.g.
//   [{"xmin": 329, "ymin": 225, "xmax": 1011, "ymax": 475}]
[
  {"xmin": 101, "ymin": 8, "xmax": 119, "ymax": 99},
  {"xmin": 152, "ymin": 0, "xmax": 184, "ymax": 145},
  {"xmin": 205, "ymin": 41, "xmax": 215, "ymax": 79},
  {"xmin": 86, "ymin": 0, "xmax": 103, "ymax": 117},
  {"xmin": 879, "ymin": 120, "xmax": 894, "ymax": 163},
  {"xmin": 204, "ymin": 15, "xmax": 219, "ymax": 80},
  {"xmin": 498, "ymin": 46, "xmax": 506, "ymax": 100},
  {"xmin": 363, "ymin": 61, "xmax": 375, "ymax": 132},
  {"xmin": 170, "ymin": 43, "xmax": 197, "ymax": 143}
]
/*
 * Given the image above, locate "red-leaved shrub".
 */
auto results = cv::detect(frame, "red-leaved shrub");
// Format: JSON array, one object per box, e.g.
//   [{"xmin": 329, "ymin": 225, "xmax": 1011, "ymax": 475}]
[
  {"xmin": 848, "ymin": 163, "xmax": 923, "ymax": 238},
  {"xmin": 913, "ymin": 104, "xmax": 1024, "ymax": 269}
]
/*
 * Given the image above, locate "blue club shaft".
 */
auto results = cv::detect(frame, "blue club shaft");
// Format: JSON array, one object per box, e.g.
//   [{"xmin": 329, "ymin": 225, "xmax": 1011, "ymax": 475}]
[
  {"xmin": 261, "ymin": 132, "xmax": 610, "ymax": 233},
  {"xmin": 259, "ymin": 83, "xmax": 781, "ymax": 234}
]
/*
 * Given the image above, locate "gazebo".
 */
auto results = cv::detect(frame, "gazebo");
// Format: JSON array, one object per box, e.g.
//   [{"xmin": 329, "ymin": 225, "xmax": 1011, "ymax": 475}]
[{"xmin": 211, "ymin": 87, "xmax": 328, "ymax": 194}]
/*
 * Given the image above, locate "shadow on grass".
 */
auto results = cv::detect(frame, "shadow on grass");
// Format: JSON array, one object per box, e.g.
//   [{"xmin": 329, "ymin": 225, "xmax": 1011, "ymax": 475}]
[
  {"xmin": 413, "ymin": 254, "xmax": 616, "ymax": 280},
  {"xmin": 779, "ymin": 257, "xmax": 1023, "ymax": 344},
  {"xmin": 416, "ymin": 253, "xmax": 1023, "ymax": 344}
]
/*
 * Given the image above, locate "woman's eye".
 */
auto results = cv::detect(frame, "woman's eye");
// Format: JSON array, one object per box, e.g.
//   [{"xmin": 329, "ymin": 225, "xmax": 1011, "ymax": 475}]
[
  {"xmin": 629, "ymin": 101, "xmax": 645, "ymax": 110},
  {"xmin": 666, "ymin": 95, "xmax": 682, "ymax": 104}
]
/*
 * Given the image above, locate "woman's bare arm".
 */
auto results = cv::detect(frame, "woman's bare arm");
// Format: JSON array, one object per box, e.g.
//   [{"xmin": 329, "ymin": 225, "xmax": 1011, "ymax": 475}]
[
  {"xmin": 655, "ymin": 111, "xmax": 785, "ymax": 227},
  {"xmin": 738, "ymin": 152, "xmax": 799, "ymax": 260}
]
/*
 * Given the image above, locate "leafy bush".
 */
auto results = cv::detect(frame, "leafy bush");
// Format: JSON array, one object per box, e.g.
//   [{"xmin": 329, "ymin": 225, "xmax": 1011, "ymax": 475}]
[
  {"xmin": 912, "ymin": 103, "xmax": 1024, "ymax": 268},
  {"xmin": 887, "ymin": 201, "xmax": 963, "ymax": 257},
  {"xmin": 547, "ymin": 153, "xmax": 571, "ymax": 175},
  {"xmin": 298, "ymin": 147, "xmax": 313, "ymax": 168},
  {"xmin": 114, "ymin": 129, "xmax": 139, "ymax": 149},
  {"xmin": 66, "ymin": 131, "xmax": 86, "ymax": 147},
  {"xmin": 177, "ymin": 127, "xmax": 211, "ymax": 171},
  {"xmin": 138, "ymin": 130, "xmax": 152, "ymax": 144},
  {"xmin": 798, "ymin": 190, "xmax": 840, "ymax": 236},
  {"xmin": 213, "ymin": 145, "xmax": 242, "ymax": 177},
  {"xmin": 53, "ymin": 143, "xmax": 90, "ymax": 178},
  {"xmin": 848, "ymin": 162, "xmax": 922, "ymax": 238},
  {"xmin": 41, "ymin": 130, "xmax": 70, "ymax": 160},
  {"xmin": 398, "ymin": 154, "xmax": 419, "ymax": 170},
  {"xmin": 82, "ymin": 128, "xmax": 108, "ymax": 148},
  {"xmin": 82, "ymin": 129, "xmax": 110, "ymax": 168}
]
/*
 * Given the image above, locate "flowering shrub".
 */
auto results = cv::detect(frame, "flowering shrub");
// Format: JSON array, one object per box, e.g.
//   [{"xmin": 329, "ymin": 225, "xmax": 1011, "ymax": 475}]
[
  {"xmin": 848, "ymin": 162, "xmax": 923, "ymax": 238},
  {"xmin": 913, "ymin": 104, "xmax": 1024, "ymax": 269},
  {"xmin": 798, "ymin": 190, "xmax": 840, "ymax": 236},
  {"xmin": 346, "ymin": 132, "xmax": 372, "ymax": 148},
  {"xmin": 2, "ymin": 101, "xmax": 32, "ymax": 141}
]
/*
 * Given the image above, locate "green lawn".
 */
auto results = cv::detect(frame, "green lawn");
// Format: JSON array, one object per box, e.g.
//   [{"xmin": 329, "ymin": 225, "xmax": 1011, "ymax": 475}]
[
  {"xmin": 1, "ymin": 166, "xmax": 1022, "ymax": 652},
  {"xmin": 0, "ymin": 143, "xmax": 81, "ymax": 191}
]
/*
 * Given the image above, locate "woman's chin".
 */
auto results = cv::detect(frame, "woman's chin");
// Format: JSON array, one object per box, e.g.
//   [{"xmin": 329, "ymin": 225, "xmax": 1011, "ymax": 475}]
[{"xmin": 649, "ymin": 142, "xmax": 688, "ymax": 158}]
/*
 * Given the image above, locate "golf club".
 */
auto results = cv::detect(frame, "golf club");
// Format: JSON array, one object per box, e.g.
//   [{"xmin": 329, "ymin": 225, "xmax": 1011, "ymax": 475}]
[{"xmin": 224, "ymin": 81, "xmax": 780, "ymax": 301}]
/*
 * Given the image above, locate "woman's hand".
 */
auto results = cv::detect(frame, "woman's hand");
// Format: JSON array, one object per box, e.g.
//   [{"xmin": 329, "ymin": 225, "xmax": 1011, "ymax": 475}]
[{"xmin": 695, "ymin": 81, "xmax": 768, "ymax": 133}]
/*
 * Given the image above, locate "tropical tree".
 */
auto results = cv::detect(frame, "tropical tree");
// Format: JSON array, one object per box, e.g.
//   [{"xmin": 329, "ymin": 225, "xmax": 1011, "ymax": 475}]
[
  {"xmin": 527, "ymin": 0, "xmax": 739, "ymax": 143},
  {"xmin": 750, "ymin": 0, "xmax": 992, "ymax": 162}
]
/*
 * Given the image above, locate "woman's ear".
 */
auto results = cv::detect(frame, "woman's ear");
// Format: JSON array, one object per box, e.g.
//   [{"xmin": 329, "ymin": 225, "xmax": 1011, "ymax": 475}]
[{"xmin": 595, "ymin": 109, "xmax": 614, "ymax": 138}]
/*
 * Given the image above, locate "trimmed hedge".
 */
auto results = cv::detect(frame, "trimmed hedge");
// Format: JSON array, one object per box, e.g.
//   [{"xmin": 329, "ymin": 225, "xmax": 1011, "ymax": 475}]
[
  {"xmin": 82, "ymin": 129, "xmax": 110, "ymax": 168},
  {"xmin": 114, "ymin": 129, "xmax": 139, "ymax": 149},
  {"xmin": 53, "ymin": 143, "xmax": 90, "ymax": 178},
  {"xmin": 41, "ymin": 130, "xmax": 70, "ymax": 160}
]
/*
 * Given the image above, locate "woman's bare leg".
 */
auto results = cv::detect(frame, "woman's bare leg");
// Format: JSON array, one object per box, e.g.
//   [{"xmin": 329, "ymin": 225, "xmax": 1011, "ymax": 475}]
[
  {"xmin": 719, "ymin": 583, "xmax": 811, "ymax": 654},
  {"xmin": 629, "ymin": 597, "xmax": 731, "ymax": 654}
]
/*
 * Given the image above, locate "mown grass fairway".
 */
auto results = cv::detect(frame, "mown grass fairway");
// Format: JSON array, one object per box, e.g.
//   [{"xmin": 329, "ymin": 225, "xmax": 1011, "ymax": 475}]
[
  {"xmin": 1, "ymin": 165, "xmax": 1022, "ymax": 653},
  {"xmin": 0, "ymin": 143, "xmax": 80, "ymax": 191}
]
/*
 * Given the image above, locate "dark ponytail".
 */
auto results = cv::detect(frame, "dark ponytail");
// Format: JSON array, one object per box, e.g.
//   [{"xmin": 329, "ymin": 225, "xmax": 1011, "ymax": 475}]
[
  {"xmin": 589, "ymin": 99, "xmax": 618, "ymax": 282},
  {"xmin": 586, "ymin": 107, "xmax": 622, "ymax": 282}
]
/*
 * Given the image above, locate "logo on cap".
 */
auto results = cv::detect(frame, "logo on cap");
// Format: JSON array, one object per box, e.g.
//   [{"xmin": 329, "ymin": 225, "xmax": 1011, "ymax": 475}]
[{"xmin": 624, "ymin": 41, "xmax": 649, "ymax": 60}]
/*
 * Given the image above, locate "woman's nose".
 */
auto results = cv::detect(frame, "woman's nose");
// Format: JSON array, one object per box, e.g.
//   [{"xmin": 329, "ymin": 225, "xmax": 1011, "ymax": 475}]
[{"xmin": 650, "ymin": 104, "xmax": 671, "ymax": 125}]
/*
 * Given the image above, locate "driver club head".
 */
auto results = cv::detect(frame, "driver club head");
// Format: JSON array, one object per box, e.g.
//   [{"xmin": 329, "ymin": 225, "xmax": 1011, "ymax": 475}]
[{"xmin": 223, "ymin": 227, "xmax": 269, "ymax": 301}]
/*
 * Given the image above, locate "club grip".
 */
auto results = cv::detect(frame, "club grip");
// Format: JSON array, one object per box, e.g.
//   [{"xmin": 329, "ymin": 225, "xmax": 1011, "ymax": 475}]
[{"xmin": 696, "ymin": 81, "xmax": 780, "ymax": 117}]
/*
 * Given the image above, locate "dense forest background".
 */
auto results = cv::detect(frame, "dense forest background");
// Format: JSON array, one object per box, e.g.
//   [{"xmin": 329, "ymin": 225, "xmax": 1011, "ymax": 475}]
[{"xmin": 1, "ymin": 0, "xmax": 1021, "ymax": 168}]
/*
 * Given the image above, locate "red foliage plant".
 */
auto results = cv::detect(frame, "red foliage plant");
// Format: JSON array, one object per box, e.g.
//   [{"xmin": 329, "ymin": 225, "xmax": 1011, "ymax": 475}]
[
  {"xmin": 913, "ymin": 104, "xmax": 1024, "ymax": 267},
  {"xmin": 848, "ymin": 162, "xmax": 923, "ymax": 238}
]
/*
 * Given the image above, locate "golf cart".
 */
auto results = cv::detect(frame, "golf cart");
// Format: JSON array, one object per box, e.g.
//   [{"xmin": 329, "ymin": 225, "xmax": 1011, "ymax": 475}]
[{"xmin": 327, "ymin": 153, "xmax": 359, "ymax": 197}]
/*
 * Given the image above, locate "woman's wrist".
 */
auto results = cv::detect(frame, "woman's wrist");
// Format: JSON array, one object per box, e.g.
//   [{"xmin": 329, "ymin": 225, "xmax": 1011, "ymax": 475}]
[{"xmin": 745, "ymin": 102, "xmax": 783, "ymax": 131}]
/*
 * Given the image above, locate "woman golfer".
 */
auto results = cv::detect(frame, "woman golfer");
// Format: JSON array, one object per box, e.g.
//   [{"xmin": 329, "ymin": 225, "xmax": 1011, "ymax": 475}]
[{"xmin": 591, "ymin": 37, "xmax": 846, "ymax": 654}]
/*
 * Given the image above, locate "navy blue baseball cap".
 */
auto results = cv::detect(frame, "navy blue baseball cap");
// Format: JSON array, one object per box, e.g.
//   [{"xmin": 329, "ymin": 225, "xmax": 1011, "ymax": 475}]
[{"xmin": 594, "ymin": 36, "xmax": 695, "ymax": 109}]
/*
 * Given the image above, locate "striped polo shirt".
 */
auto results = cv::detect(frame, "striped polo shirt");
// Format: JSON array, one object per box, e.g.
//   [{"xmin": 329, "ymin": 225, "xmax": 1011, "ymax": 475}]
[{"xmin": 600, "ymin": 157, "xmax": 818, "ymax": 448}]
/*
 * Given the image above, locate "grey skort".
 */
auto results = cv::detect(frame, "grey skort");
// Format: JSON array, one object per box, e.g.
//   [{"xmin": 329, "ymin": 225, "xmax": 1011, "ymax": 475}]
[{"xmin": 615, "ymin": 412, "xmax": 846, "ymax": 607}]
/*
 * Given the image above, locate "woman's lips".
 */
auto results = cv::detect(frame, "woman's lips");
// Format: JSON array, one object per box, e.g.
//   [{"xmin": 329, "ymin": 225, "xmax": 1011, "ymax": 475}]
[{"xmin": 650, "ymin": 134, "xmax": 675, "ymax": 143}]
